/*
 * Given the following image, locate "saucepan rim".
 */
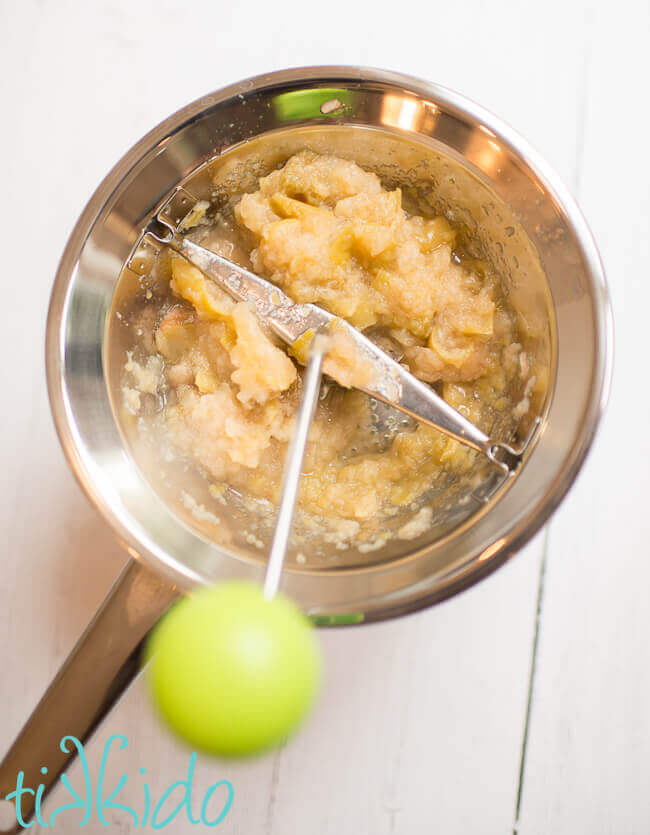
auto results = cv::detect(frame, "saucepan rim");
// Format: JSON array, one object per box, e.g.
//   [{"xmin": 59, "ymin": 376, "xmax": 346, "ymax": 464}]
[{"xmin": 45, "ymin": 66, "xmax": 613, "ymax": 623}]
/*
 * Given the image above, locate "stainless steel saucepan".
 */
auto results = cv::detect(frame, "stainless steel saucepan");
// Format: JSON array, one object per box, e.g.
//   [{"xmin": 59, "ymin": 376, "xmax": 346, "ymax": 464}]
[{"xmin": 0, "ymin": 67, "xmax": 612, "ymax": 830}]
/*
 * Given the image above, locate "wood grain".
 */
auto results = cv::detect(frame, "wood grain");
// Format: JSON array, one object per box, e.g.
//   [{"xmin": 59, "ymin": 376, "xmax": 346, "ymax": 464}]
[
  {"xmin": 516, "ymin": 3, "xmax": 650, "ymax": 833},
  {"xmin": 0, "ymin": 0, "xmax": 632, "ymax": 832}
]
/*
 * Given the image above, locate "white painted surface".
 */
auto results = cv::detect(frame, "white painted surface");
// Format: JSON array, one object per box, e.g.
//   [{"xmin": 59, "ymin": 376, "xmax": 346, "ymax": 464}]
[
  {"xmin": 516, "ymin": 3, "xmax": 650, "ymax": 833},
  {"xmin": 0, "ymin": 1, "xmax": 645, "ymax": 832}
]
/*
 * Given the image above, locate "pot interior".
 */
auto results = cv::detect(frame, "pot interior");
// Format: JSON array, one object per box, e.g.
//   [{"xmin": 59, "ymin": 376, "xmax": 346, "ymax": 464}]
[
  {"xmin": 106, "ymin": 124, "xmax": 554, "ymax": 573},
  {"xmin": 50, "ymin": 69, "xmax": 607, "ymax": 619}
]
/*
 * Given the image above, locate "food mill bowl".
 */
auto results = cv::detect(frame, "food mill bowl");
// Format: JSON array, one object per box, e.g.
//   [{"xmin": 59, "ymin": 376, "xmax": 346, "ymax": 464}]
[{"xmin": 46, "ymin": 66, "xmax": 612, "ymax": 623}]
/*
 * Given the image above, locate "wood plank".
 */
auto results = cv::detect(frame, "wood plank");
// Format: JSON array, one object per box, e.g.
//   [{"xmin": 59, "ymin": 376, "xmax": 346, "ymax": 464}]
[
  {"xmin": 31, "ymin": 540, "xmax": 544, "ymax": 835},
  {"xmin": 0, "ymin": 0, "xmax": 595, "ymax": 832},
  {"xmin": 267, "ymin": 542, "xmax": 545, "ymax": 835},
  {"xmin": 516, "ymin": 2, "xmax": 650, "ymax": 833}
]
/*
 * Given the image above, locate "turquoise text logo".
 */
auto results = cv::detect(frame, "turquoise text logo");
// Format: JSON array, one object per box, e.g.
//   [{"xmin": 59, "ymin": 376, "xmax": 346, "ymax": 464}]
[{"xmin": 4, "ymin": 734, "xmax": 233, "ymax": 829}]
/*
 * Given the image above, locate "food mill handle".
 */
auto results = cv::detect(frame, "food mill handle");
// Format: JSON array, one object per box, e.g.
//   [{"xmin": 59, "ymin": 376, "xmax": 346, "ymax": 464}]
[
  {"xmin": 264, "ymin": 341, "xmax": 326, "ymax": 600},
  {"xmin": 0, "ymin": 559, "xmax": 179, "ymax": 832}
]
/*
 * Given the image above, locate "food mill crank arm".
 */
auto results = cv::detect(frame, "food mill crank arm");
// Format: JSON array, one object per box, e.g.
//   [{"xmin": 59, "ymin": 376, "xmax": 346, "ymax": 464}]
[{"xmin": 133, "ymin": 193, "xmax": 524, "ymax": 475}]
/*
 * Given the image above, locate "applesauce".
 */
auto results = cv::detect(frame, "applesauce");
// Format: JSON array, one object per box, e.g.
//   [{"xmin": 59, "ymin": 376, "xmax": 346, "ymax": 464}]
[{"xmin": 119, "ymin": 151, "xmax": 540, "ymax": 549}]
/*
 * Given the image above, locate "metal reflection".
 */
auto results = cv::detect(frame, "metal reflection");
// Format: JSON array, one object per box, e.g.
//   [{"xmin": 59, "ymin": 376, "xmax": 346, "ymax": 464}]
[
  {"xmin": 272, "ymin": 88, "xmax": 354, "ymax": 121},
  {"xmin": 464, "ymin": 131, "xmax": 503, "ymax": 176},
  {"xmin": 478, "ymin": 538, "xmax": 507, "ymax": 561},
  {"xmin": 379, "ymin": 95, "xmax": 438, "ymax": 133}
]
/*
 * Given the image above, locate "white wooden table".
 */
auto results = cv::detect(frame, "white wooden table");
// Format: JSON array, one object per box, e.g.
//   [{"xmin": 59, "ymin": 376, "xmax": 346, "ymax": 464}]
[{"xmin": 1, "ymin": 1, "xmax": 647, "ymax": 832}]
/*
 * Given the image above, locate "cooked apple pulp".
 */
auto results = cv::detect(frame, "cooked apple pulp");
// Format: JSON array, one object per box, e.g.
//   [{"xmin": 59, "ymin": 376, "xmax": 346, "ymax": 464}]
[{"xmin": 119, "ymin": 151, "xmax": 541, "ymax": 548}]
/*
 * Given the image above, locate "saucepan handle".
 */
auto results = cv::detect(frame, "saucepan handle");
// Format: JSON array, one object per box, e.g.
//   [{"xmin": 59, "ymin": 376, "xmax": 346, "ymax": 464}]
[{"xmin": 0, "ymin": 559, "xmax": 180, "ymax": 832}]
